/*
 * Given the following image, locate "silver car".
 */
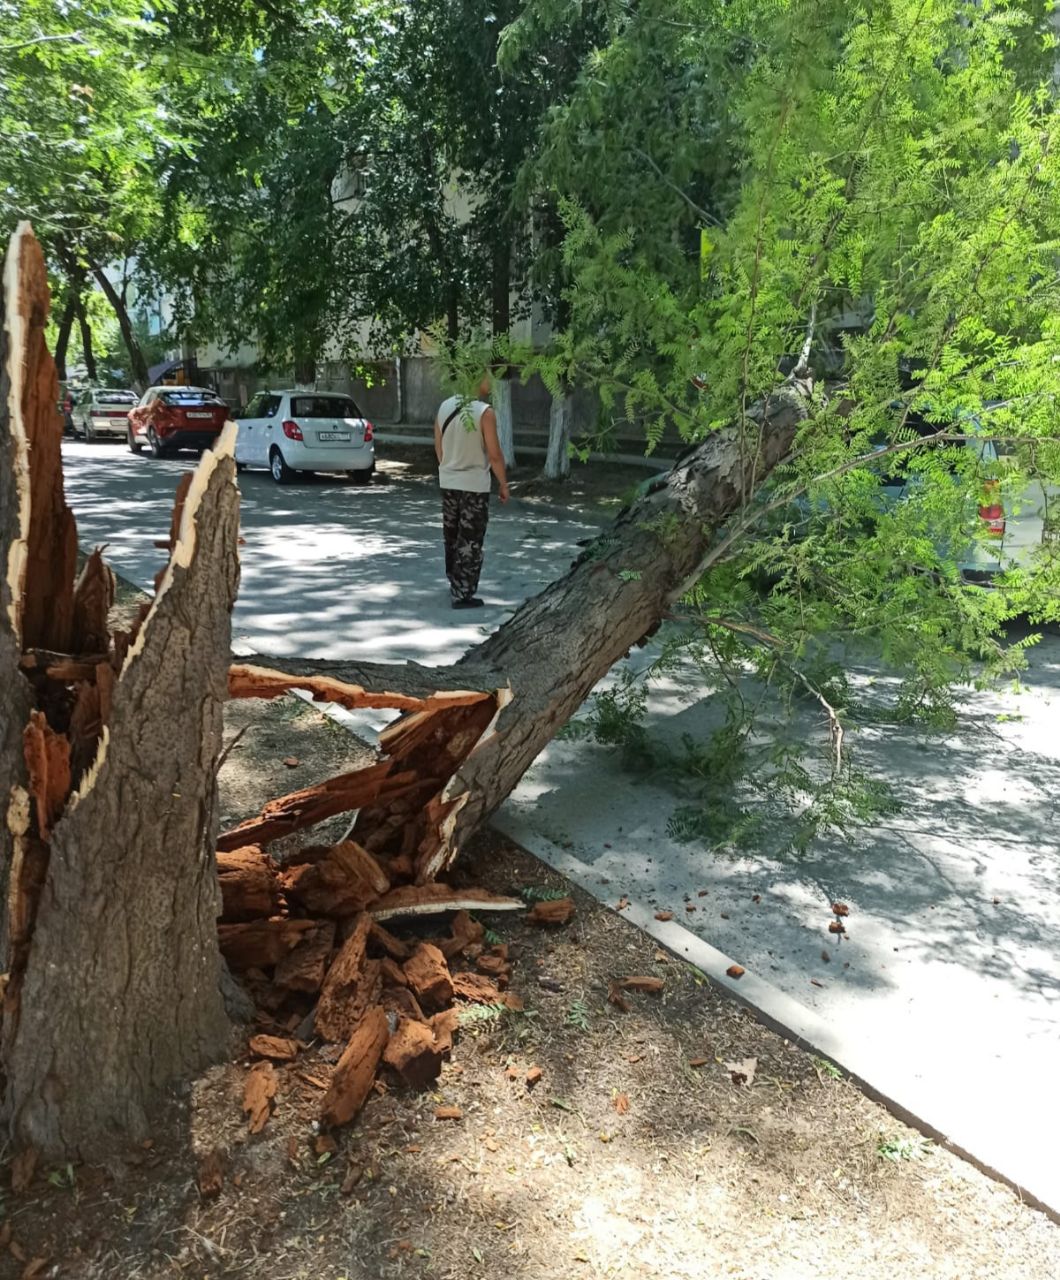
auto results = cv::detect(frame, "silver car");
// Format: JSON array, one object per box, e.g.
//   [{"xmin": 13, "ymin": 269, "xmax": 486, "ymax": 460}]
[
  {"xmin": 234, "ymin": 389, "xmax": 376, "ymax": 484},
  {"xmin": 72, "ymin": 387, "xmax": 138, "ymax": 442}
]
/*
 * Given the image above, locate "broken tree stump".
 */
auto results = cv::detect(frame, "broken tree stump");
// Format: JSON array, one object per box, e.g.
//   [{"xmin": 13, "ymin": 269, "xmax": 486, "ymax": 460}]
[{"xmin": 0, "ymin": 223, "xmax": 240, "ymax": 1159}]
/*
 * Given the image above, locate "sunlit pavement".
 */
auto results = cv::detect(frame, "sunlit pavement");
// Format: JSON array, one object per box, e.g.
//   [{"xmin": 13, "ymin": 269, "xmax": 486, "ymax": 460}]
[
  {"xmin": 64, "ymin": 439, "xmax": 1060, "ymax": 1214},
  {"xmin": 62, "ymin": 441, "xmax": 603, "ymax": 664}
]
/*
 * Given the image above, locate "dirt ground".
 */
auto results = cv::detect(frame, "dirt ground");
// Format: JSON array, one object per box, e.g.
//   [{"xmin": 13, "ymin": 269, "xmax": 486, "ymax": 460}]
[{"xmin": 2, "ymin": 668, "xmax": 1059, "ymax": 1279}]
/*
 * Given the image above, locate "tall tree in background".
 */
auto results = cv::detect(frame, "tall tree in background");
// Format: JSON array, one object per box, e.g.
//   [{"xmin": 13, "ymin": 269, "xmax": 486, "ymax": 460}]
[{"xmin": 0, "ymin": 0, "xmax": 177, "ymax": 386}]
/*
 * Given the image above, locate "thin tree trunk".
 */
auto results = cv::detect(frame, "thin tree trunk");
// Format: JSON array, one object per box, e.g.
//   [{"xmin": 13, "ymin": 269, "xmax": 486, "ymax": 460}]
[
  {"xmin": 1, "ymin": 225, "xmax": 237, "ymax": 1159},
  {"xmin": 544, "ymin": 389, "xmax": 573, "ymax": 480},
  {"xmin": 491, "ymin": 237, "xmax": 516, "ymax": 467},
  {"xmin": 492, "ymin": 376, "xmax": 515, "ymax": 468},
  {"xmin": 91, "ymin": 265, "xmax": 148, "ymax": 390},
  {"xmin": 53, "ymin": 296, "xmax": 75, "ymax": 381},
  {"xmin": 294, "ymin": 355, "xmax": 317, "ymax": 386},
  {"xmin": 76, "ymin": 296, "xmax": 97, "ymax": 382}
]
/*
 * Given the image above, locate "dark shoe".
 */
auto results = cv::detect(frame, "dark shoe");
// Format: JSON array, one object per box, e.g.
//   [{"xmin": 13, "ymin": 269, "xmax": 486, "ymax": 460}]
[{"xmin": 452, "ymin": 596, "xmax": 484, "ymax": 610}]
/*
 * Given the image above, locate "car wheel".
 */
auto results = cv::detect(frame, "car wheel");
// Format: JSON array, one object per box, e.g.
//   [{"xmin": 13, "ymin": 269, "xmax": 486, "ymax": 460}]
[
  {"xmin": 235, "ymin": 460, "xmax": 247, "ymax": 473},
  {"xmin": 127, "ymin": 425, "xmax": 143, "ymax": 454},
  {"xmin": 148, "ymin": 427, "xmax": 169, "ymax": 458},
  {"xmin": 270, "ymin": 447, "xmax": 296, "ymax": 484},
  {"xmin": 349, "ymin": 469, "xmax": 372, "ymax": 485}
]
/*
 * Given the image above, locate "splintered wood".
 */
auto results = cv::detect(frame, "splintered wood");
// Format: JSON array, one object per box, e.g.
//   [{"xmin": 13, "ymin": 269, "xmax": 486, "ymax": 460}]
[
  {"xmin": 216, "ymin": 835, "xmax": 534, "ymax": 1130},
  {"xmin": 217, "ymin": 662, "xmax": 541, "ymax": 1129}
]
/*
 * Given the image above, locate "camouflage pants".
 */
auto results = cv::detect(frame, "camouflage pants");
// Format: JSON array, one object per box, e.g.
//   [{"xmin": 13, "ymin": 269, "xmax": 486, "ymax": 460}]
[{"xmin": 442, "ymin": 489, "xmax": 490, "ymax": 600}]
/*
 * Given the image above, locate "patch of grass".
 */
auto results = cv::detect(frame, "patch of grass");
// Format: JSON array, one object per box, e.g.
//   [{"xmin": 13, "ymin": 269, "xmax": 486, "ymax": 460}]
[
  {"xmin": 565, "ymin": 999, "xmax": 591, "ymax": 1032},
  {"xmin": 877, "ymin": 1133, "xmax": 931, "ymax": 1163},
  {"xmin": 812, "ymin": 1056, "xmax": 843, "ymax": 1081},
  {"xmin": 519, "ymin": 884, "xmax": 571, "ymax": 904},
  {"xmin": 457, "ymin": 1002, "xmax": 510, "ymax": 1029}
]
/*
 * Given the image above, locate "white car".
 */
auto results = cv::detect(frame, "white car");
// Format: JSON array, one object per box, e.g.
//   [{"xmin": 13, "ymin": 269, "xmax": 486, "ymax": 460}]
[
  {"xmin": 234, "ymin": 389, "xmax": 376, "ymax": 484},
  {"xmin": 72, "ymin": 387, "xmax": 138, "ymax": 441}
]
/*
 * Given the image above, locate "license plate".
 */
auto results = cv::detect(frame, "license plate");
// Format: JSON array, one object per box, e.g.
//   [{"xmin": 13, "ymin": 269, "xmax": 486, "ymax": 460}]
[
  {"xmin": 318, "ymin": 431, "xmax": 351, "ymax": 442},
  {"xmin": 187, "ymin": 411, "xmax": 214, "ymax": 420}
]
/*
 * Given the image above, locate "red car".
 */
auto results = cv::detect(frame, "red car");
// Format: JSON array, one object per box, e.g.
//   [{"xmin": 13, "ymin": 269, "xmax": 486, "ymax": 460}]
[{"xmin": 127, "ymin": 385, "xmax": 230, "ymax": 458}]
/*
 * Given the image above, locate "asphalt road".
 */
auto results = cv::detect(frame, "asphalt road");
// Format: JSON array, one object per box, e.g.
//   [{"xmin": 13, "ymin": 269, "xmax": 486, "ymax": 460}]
[{"xmin": 63, "ymin": 439, "xmax": 1060, "ymax": 1215}]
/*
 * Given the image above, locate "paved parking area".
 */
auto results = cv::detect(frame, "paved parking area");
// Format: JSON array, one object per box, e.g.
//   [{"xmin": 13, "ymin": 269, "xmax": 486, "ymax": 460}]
[{"xmin": 64, "ymin": 439, "xmax": 1060, "ymax": 1215}]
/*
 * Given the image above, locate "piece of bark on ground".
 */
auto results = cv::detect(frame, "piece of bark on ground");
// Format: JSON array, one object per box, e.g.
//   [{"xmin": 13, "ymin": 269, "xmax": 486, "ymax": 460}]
[
  {"xmin": 320, "ymin": 1006, "xmax": 389, "ymax": 1127},
  {"xmin": 402, "ymin": 942, "xmax": 454, "ymax": 1012},
  {"xmin": 243, "ymin": 1061, "xmax": 278, "ymax": 1133},
  {"xmin": 382, "ymin": 1018, "xmax": 443, "ymax": 1088},
  {"xmin": 315, "ymin": 915, "xmax": 382, "ymax": 1043}
]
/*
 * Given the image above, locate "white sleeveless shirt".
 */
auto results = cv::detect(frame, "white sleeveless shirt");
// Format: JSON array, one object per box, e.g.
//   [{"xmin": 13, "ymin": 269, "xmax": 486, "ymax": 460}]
[{"xmin": 437, "ymin": 396, "xmax": 491, "ymax": 493}]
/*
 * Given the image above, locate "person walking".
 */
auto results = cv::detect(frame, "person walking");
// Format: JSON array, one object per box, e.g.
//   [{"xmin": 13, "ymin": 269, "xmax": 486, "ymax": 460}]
[{"xmin": 434, "ymin": 376, "xmax": 510, "ymax": 609}]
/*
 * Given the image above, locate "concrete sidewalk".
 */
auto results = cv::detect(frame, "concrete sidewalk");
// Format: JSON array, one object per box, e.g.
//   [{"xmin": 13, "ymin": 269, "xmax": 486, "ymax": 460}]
[{"xmin": 63, "ymin": 440, "xmax": 1060, "ymax": 1216}]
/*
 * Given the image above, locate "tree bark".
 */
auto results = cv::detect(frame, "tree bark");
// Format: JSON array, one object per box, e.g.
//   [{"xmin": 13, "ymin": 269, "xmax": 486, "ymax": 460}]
[
  {"xmin": 294, "ymin": 355, "xmax": 316, "ymax": 386},
  {"xmin": 90, "ymin": 265, "xmax": 148, "ymax": 390},
  {"xmin": 53, "ymin": 296, "xmax": 75, "ymax": 382},
  {"xmin": 492, "ymin": 376, "xmax": 516, "ymax": 468},
  {"xmin": 75, "ymin": 296, "xmax": 97, "ymax": 383},
  {"xmin": 544, "ymin": 388, "xmax": 573, "ymax": 480},
  {"xmin": 491, "ymin": 237, "xmax": 516, "ymax": 466},
  {"xmin": 0, "ymin": 225, "xmax": 238, "ymax": 1159}
]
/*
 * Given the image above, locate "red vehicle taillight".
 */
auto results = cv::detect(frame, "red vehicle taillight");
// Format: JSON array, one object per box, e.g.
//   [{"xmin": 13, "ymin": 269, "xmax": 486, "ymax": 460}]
[
  {"xmin": 282, "ymin": 420, "xmax": 304, "ymax": 441},
  {"xmin": 363, "ymin": 421, "xmax": 374, "ymax": 442},
  {"xmin": 978, "ymin": 481, "xmax": 1005, "ymax": 538}
]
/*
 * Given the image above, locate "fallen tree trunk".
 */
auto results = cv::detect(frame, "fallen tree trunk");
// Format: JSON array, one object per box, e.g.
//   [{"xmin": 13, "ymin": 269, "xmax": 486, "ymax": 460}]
[
  {"xmin": 0, "ymin": 224, "xmax": 239, "ymax": 1158},
  {"xmin": 236, "ymin": 382, "xmax": 811, "ymax": 864}
]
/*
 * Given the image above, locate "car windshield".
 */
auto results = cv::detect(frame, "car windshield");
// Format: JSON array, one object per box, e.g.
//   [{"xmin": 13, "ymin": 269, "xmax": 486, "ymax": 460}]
[
  {"xmin": 160, "ymin": 389, "xmax": 222, "ymax": 406},
  {"xmin": 95, "ymin": 391, "xmax": 136, "ymax": 405},
  {"xmin": 291, "ymin": 396, "xmax": 360, "ymax": 418}
]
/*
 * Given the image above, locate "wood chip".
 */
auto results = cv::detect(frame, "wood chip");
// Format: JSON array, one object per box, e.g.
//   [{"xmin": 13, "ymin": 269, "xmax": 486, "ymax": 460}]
[
  {"xmin": 726, "ymin": 964, "xmax": 745, "ymax": 979},
  {"xmin": 828, "ymin": 920, "xmax": 846, "ymax": 935},
  {"xmin": 434, "ymin": 1105, "xmax": 462, "ymax": 1121},
  {"xmin": 247, "ymin": 1034, "xmax": 298, "ymax": 1061},
  {"xmin": 607, "ymin": 982, "xmax": 631, "ymax": 1013},
  {"xmin": 613, "ymin": 1092, "xmax": 630, "ymax": 1114},
  {"xmin": 688, "ymin": 1057, "xmax": 709, "ymax": 1068},
  {"xmin": 620, "ymin": 976, "xmax": 665, "ymax": 994},
  {"xmin": 525, "ymin": 1065, "xmax": 543, "ymax": 1087},
  {"xmin": 831, "ymin": 901, "xmax": 850, "ymax": 917},
  {"xmin": 451, "ymin": 971, "xmax": 501, "ymax": 1003},
  {"xmin": 243, "ymin": 1061, "xmax": 278, "ymax": 1134},
  {"xmin": 383, "ymin": 1018, "xmax": 444, "ymax": 1088},
  {"xmin": 526, "ymin": 897, "xmax": 575, "ymax": 927},
  {"xmin": 197, "ymin": 1149, "xmax": 225, "ymax": 1197},
  {"xmin": 654, "ymin": 911, "xmax": 673, "ymax": 922},
  {"xmin": 283, "ymin": 756, "xmax": 300, "ymax": 767},
  {"xmin": 403, "ymin": 941, "xmax": 454, "ymax": 1011}
]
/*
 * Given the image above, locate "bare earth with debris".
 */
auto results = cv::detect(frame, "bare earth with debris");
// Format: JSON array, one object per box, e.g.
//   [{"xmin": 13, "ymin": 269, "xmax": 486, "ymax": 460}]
[{"xmin": 0, "ymin": 678, "xmax": 1056, "ymax": 1279}]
